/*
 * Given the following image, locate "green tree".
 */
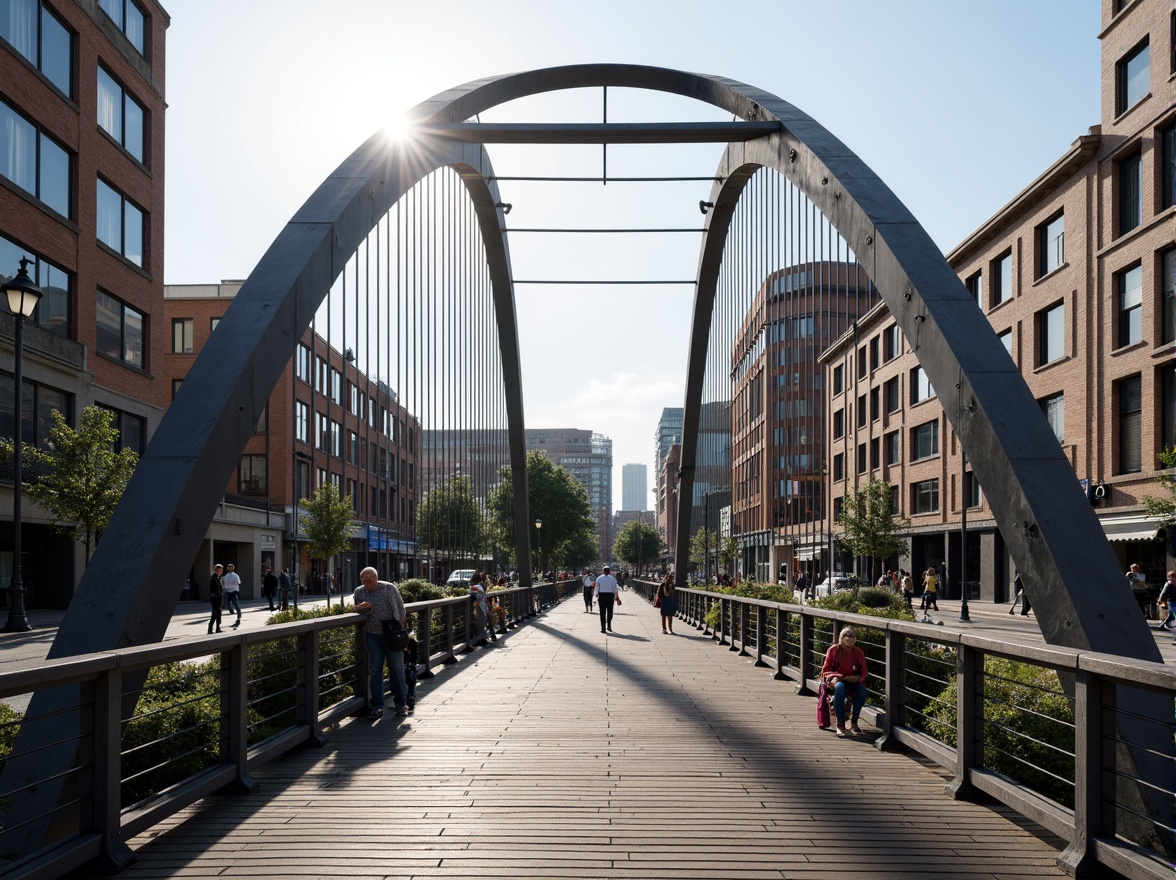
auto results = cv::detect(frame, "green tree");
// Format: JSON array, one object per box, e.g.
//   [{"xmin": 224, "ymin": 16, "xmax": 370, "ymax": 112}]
[
  {"xmin": 299, "ymin": 483, "xmax": 355, "ymax": 599},
  {"xmin": 689, "ymin": 526, "xmax": 716, "ymax": 575},
  {"xmin": 719, "ymin": 536, "xmax": 739, "ymax": 572},
  {"xmin": 835, "ymin": 477, "xmax": 910, "ymax": 584},
  {"xmin": 487, "ymin": 451, "xmax": 595, "ymax": 572},
  {"xmin": 561, "ymin": 527, "xmax": 599, "ymax": 571},
  {"xmin": 1142, "ymin": 446, "xmax": 1176, "ymax": 524},
  {"xmin": 416, "ymin": 474, "xmax": 488, "ymax": 565},
  {"xmin": 613, "ymin": 520, "xmax": 662, "ymax": 573},
  {"xmin": 17, "ymin": 407, "xmax": 138, "ymax": 563}
]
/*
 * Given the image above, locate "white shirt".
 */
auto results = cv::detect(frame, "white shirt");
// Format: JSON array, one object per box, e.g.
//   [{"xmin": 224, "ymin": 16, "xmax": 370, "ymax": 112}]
[
  {"xmin": 594, "ymin": 574, "xmax": 618, "ymax": 594},
  {"xmin": 582, "ymin": 574, "xmax": 595, "ymax": 588},
  {"xmin": 222, "ymin": 571, "xmax": 241, "ymax": 593}
]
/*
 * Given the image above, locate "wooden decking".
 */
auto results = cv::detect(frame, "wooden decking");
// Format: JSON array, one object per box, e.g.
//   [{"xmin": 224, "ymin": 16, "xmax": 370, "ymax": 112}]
[{"xmin": 125, "ymin": 596, "xmax": 1070, "ymax": 879}]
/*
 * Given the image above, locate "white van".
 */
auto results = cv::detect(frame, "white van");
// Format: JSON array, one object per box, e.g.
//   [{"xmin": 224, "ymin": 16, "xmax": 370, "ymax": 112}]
[{"xmin": 445, "ymin": 569, "xmax": 477, "ymax": 587}]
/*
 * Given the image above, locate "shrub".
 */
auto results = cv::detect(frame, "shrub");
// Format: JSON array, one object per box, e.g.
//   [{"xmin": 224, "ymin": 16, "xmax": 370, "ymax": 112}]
[
  {"xmin": 815, "ymin": 586, "xmax": 912, "ymax": 620},
  {"xmin": 400, "ymin": 579, "xmax": 446, "ymax": 604}
]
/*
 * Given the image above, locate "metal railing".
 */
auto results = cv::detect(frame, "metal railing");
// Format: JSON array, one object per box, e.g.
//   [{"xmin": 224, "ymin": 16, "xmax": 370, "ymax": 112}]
[
  {"xmin": 631, "ymin": 581, "xmax": 1174, "ymax": 880},
  {"xmin": 0, "ymin": 580, "xmax": 577, "ymax": 880}
]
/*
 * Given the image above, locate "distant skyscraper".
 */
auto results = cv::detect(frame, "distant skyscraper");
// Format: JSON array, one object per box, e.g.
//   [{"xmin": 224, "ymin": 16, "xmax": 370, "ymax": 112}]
[
  {"xmin": 621, "ymin": 464, "xmax": 648, "ymax": 511},
  {"xmin": 655, "ymin": 408, "xmax": 683, "ymax": 475}
]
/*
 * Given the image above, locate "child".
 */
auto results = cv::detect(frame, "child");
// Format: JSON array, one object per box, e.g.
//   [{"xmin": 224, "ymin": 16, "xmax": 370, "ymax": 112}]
[{"xmin": 403, "ymin": 634, "xmax": 418, "ymax": 712}]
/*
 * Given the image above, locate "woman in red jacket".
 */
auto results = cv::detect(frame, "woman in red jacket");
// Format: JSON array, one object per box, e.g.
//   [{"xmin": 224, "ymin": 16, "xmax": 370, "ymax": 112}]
[{"xmin": 820, "ymin": 626, "xmax": 868, "ymax": 737}]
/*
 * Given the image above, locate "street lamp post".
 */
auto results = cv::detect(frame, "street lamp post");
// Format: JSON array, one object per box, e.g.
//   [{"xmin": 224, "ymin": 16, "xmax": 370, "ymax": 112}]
[
  {"xmin": 534, "ymin": 519, "xmax": 542, "ymax": 583},
  {"xmin": 2, "ymin": 259, "xmax": 43, "ymax": 633}
]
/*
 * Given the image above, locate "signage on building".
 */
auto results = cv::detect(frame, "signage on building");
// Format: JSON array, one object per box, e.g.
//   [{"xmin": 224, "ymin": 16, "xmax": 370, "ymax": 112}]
[
  {"xmin": 367, "ymin": 525, "xmax": 418, "ymax": 555},
  {"xmin": 260, "ymin": 534, "xmax": 276, "ymax": 551}
]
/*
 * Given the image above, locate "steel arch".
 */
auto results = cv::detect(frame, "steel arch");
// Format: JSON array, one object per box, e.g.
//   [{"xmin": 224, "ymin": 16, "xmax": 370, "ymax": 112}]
[{"xmin": 54, "ymin": 62, "xmax": 1153, "ymax": 664}]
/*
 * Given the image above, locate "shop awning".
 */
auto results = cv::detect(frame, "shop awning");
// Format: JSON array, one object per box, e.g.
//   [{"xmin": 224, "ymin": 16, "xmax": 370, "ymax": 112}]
[{"xmin": 1099, "ymin": 515, "xmax": 1163, "ymax": 542}]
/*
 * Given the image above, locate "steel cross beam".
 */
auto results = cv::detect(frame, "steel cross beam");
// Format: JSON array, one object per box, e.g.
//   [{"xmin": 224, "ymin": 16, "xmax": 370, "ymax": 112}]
[{"xmin": 417, "ymin": 121, "xmax": 781, "ymax": 144}]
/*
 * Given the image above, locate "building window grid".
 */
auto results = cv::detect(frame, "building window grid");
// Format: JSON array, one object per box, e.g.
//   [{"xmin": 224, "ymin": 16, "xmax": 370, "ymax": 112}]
[
  {"xmin": 0, "ymin": 236, "xmax": 71, "ymax": 338},
  {"xmin": 96, "ymin": 179, "xmax": 144, "ymax": 266},
  {"xmin": 95, "ymin": 290, "xmax": 144, "ymax": 369},
  {"xmin": 912, "ymin": 420, "xmax": 939, "ymax": 461},
  {"xmin": 0, "ymin": 1, "xmax": 73, "ymax": 97},
  {"xmin": 885, "ymin": 430, "xmax": 900, "ymax": 465},
  {"xmin": 1038, "ymin": 213, "xmax": 1064, "ymax": 276},
  {"xmin": 0, "ymin": 98, "xmax": 72, "ymax": 218},
  {"xmin": 1038, "ymin": 302, "xmax": 1065, "ymax": 366},
  {"xmin": 993, "ymin": 251, "xmax": 1013, "ymax": 306},
  {"xmin": 1118, "ymin": 151, "xmax": 1143, "ymax": 236},
  {"xmin": 98, "ymin": 0, "xmax": 147, "ymax": 56},
  {"xmin": 912, "ymin": 479, "xmax": 939, "ymax": 515},
  {"xmin": 1041, "ymin": 393, "xmax": 1064, "ymax": 443},
  {"xmin": 97, "ymin": 66, "xmax": 146, "ymax": 163},
  {"xmin": 1117, "ymin": 375, "xmax": 1143, "ymax": 474},
  {"xmin": 1116, "ymin": 39, "xmax": 1150, "ymax": 116},
  {"xmin": 171, "ymin": 318, "xmax": 192, "ymax": 354}
]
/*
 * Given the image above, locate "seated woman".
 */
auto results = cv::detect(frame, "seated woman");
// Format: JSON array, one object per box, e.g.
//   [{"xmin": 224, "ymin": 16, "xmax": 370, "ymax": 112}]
[{"xmin": 820, "ymin": 626, "xmax": 868, "ymax": 737}]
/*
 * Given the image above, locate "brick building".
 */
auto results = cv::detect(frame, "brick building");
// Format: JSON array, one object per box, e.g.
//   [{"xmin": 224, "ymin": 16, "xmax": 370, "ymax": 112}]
[
  {"xmin": 164, "ymin": 282, "xmax": 421, "ymax": 598},
  {"xmin": 0, "ymin": 0, "xmax": 169, "ymax": 608},
  {"xmin": 822, "ymin": 0, "xmax": 1175, "ymax": 602}
]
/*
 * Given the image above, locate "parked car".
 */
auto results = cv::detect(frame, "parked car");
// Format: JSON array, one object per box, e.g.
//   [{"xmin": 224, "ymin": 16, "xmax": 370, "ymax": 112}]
[
  {"xmin": 445, "ymin": 569, "xmax": 477, "ymax": 587},
  {"xmin": 814, "ymin": 574, "xmax": 854, "ymax": 599}
]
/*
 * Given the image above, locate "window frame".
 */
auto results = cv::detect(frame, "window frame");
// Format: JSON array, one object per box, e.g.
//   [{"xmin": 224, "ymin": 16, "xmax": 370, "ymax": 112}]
[
  {"xmin": 96, "ymin": 178, "xmax": 144, "ymax": 266},
  {"xmin": 1037, "ymin": 302, "xmax": 1065, "ymax": 367},
  {"xmin": 1161, "ymin": 120, "xmax": 1175, "ymax": 212},
  {"xmin": 1040, "ymin": 392, "xmax": 1064, "ymax": 444},
  {"xmin": 98, "ymin": 0, "xmax": 147, "ymax": 56},
  {"xmin": 0, "ymin": 98, "xmax": 73, "ymax": 218},
  {"xmin": 1117, "ymin": 374, "xmax": 1142, "ymax": 474},
  {"xmin": 0, "ymin": 235, "xmax": 72, "ymax": 338},
  {"xmin": 1037, "ymin": 212, "xmax": 1064, "ymax": 277},
  {"xmin": 992, "ymin": 250, "xmax": 1013, "ymax": 306},
  {"xmin": 171, "ymin": 317, "xmax": 193, "ymax": 354},
  {"xmin": 238, "ymin": 454, "xmax": 268, "ymax": 497},
  {"xmin": 910, "ymin": 366, "xmax": 935, "ymax": 404},
  {"xmin": 1116, "ymin": 38, "xmax": 1150, "ymax": 116},
  {"xmin": 911, "ymin": 420, "xmax": 939, "ymax": 461},
  {"xmin": 95, "ymin": 289, "xmax": 145, "ymax": 370},
  {"xmin": 1115, "ymin": 262, "xmax": 1143, "ymax": 348},
  {"xmin": 1162, "ymin": 247, "xmax": 1176, "ymax": 345},
  {"xmin": 965, "ymin": 271, "xmax": 983, "ymax": 307},
  {"xmin": 96, "ymin": 65, "xmax": 146, "ymax": 164},
  {"xmin": 1117, "ymin": 150, "xmax": 1142, "ymax": 236},
  {"xmin": 912, "ymin": 479, "xmax": 939, "ymax": 515},
  {"xmin": 0, "ymin": 1, "xmax": 73, "ymax": 97}
]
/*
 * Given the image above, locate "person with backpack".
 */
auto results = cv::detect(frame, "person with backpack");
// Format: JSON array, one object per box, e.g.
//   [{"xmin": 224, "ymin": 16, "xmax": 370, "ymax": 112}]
[{"xmin": 1155, "ymin": 571, "xmax": 1175, "ymax": 631}]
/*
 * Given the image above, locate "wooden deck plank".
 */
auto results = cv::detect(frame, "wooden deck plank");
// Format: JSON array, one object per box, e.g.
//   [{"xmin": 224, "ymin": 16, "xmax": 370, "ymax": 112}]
[{"xmin": 124, "ymin": 598, "xmax": 1070, "ymax": 879}]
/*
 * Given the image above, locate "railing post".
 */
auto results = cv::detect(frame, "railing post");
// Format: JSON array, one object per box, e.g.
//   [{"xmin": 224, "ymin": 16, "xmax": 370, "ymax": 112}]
[
  {"xmin": 92, "ymin": 669, "xmax": 134, "ymax": 872},
  {"xmin": 220, "ymin": 643, "xmax": 258, "ymax": 794},
  {"xmin": 772, "ymin": 607, "xmax": 786, "ymax": 680},
  {"xmin": 716, "ymin": 597, "xmax": 727, "ymax": 644},
  {"xmin": 734, "ymin": 601, "xmax": 747, "ymax": 654},
  {"xmin": 796, "ymin": 612, "xmax": 816, "ymax": 696},
  {"xmin": 875, "ymin": 629, "xmax": 904, "ymax": 751},
  {"xmin": 441, "ymin": 602, "xmax": 458, "ymax": 665},
  {"xmin": 754, "ymin": 604, "xmax": 769, "ymax": 667},
  {"xmin": 302, "ymin": 628, "xmax": 327, "ymax": 746},
  {"xmin": 1059, "ymin": 670, "xmax": 1101, "ymax": 877},
  {"xmin": 947, "ymin": 642, "xmax": 980, "ymax": 800},
  {"xmin": 696, "ymin": 592, "xmax": 708, "ymax": 631}
]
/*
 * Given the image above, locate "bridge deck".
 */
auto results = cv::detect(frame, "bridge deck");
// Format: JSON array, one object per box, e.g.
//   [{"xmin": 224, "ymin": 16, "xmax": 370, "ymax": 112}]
[{"xmin": 127, "ymin": 596, "xmax": 1068, "ymax": 879}]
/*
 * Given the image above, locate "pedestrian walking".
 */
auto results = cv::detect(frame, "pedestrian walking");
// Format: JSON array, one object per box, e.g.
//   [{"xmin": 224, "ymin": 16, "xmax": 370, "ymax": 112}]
[
  {"xmin": 207, "ymin": 564, "xmax": 224, "ymax": 634},
  {"xmin": 920, "ymin": 568, "xmax": 939, "ymax": 620},
  {"xmin": 593, "ymin": 565, "xmax": 621, "ymax": 633},
  {"xmin": 582, "ymin": 569, "xmax": 595, "ymax": 612},
  {"xmin": 900, "ymin": 571, "xmax": 915, "ymax": 611},
  {"xmin": 221, "ymin": 563, "xmax": 242, "ymax": 627},
  {"xmin": 1155, "ymin": 571, "xmax": 1175, "ymax": 631},
  {"xmin": 1008, "ymin": 570, "xmax": 1031, "ymax": 615},
  {"xmin": 262, "ymin": 566, "xmax": 278, "ymax": 611},
  {"xmin": 655, "ymin": 573, "xmax": 677, "ymax": 634}
]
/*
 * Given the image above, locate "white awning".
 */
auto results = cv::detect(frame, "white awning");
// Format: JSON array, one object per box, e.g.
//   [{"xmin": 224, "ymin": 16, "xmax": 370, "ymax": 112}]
[{"xmin": 1099, "ymin": 515, "xmax": 1163, "ymax": 542}]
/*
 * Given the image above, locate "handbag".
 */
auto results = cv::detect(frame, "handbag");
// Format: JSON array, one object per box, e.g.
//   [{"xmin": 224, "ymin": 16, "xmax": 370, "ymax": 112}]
[
  {"xmin": 381, "ymin": 618, "xmax": 410, "ymax": 652},
  {"xmin": 654, "ymin": 592, "xmax": 662, "ymax": 608}
]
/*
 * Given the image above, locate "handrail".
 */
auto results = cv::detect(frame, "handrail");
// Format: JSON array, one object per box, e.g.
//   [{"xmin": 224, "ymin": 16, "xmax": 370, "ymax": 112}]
[
  {"xmin": 0, "ymin": 581, "xmax": 577, "ymax": 879},
  {"xmin": 630, "ymin": 581, "xmax": 1175, "ymax": 880}
]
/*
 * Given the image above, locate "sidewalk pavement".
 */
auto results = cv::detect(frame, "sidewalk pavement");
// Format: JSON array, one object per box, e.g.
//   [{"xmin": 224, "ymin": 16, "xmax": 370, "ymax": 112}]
[{"xmin": 0, "ymin": 596, "xmax": 340, "ymax": 668}]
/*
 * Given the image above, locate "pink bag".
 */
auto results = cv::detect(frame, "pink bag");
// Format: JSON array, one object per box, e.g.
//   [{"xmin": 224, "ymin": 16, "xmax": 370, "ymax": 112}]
[{"xmin": 816, "ymin": 681, "xmax": 831, "ymax": 728}]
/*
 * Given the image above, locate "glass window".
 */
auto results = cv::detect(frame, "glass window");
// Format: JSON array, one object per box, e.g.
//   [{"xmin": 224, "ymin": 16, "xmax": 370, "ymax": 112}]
[
  {"xmin": 1118, "ymin": 151, "xmax": 1142, "ymax": 236},
  {"xmin": 98, "ymin": 0, "xmax": 146, "ymax": 55},
  {"xmin": 1038, "ymin": 213, "xmax": 1064, "ymax": 276},
  {"xmin": 97, "ymin": 66, "xmax": 146, "ymax": 163},
  {"xmin": 253, "ymin": 405, "xmax": 266, "ymax": 433},
  {"xmin": 296, "ymin": 343, "xmax": 311, "ymax": 381},
  {"xmin": 912, "ymin": 479, "xmax": 939, "ymax": 514},
  {"xmin": 1162, "ymin": 121, "xmax": 1175, "ymax": 212},
  {"xmin": 832, "ymin": 452, "xmax": 844, "ymax": 481},
  {"xmin": 885, "ymin": 430, "xmax": 900, "ymax": 465},
  {"xmin": 856, "ymin": 393, "xmax": 866, "ymax": 428},
  {"xmin": 998, "ymin": 329, "xmax": 1013, "ymax": 356},
  {"xmin": 0, "ymin": 1, "xmax": 73, "ymax": 97},
  {"xmin": 967, "ymin": 472, "xmax": 981, "ymax": 508},
  {"xmin": 1038, "ymin": 302, "xmax": 1065, "ymax": 366},
  {"xmin": 97, "ymin": 404, "xmax": 144, "ymax": 453},
  {"xmin": 856, "ymin": 443, "xmax": 866, "ymax": 474},
  {"xmin": 1040, "ymin": 393, "xmax": 1064, "ymax": 443},
  {"xmin": 96, "ymin": 290, "xmax": 144, "ymax": 368},
  {"xmin": 0, "ymin": 374, "xmax": 71, "ymax": 449},
  {"xmin": 171, "ymin": 378, "xmax": 181, "ymax": 399},
  {"xmin": 171, "ymin": 317, "xmax": 192, "ymax": 354},
  {"xmin": 1162, "ymin": 248, "xmax": 1176, "ymax": 345},
  {"xmin": 1117, "ymin": 40, "xmax": 1150, "ymax": 115},
  {"xmin": 0, "ymin": 235, "xmax": 71, "ymax": 337},
  {"xmin": 832, "ymin": 408, "xmax": 844, "ymax": 439},
  {"xmin": 992, "ymin": 251, "xmax": 1013, "ymax": 306},
  {"xmin": 96, "ymin": 179, "xmax": 144, "ymax": 266},
  {"xmin": 238, "ymin": 455, "xmax": 267, "ymax": 496},
  {"xmin": 0, "ymin": 99, "xmax": 72, "ymax": 217},
  {"xmin": 869, "ymin": 387, "xmax": 879, "ymax": 422},
  {"xmin": 295, "ymin": 401, "xmax": 308, "ymax": 443},
  {"xmin": 884, "ymin": 377, "xmax": 899, "ymax": 413},
  {"xmin": 832, "ymin": 364, "xmax": 843, "ymax": 395},
  {"xmin": 1116, "ymin": 264, "xmax": 1142, "ymax": 348},
  {"xmin": 209, "ymin": 317, "xmax": 219, "ymax": 334},
  {"xmin": 966, "ymin": 272, "xmax": 983, "ymax": 307},
  {"xmin": 912, "ymin": 420, "xmax": 939, "ymax": 460},
  {"xmin": 1117, "ymin": 375, "xmax": 1142, "ymax": 474},
  {"xmin": 883, "ymin": 325, "xmax": 900, "ymax": 361},
  {"xmin": 1162, "ymin": 366, "xmax": 1175, "ymax": 450},
  {"xmin": 911, "ymin": 366, "xmax": 935, "ymax": 404}
]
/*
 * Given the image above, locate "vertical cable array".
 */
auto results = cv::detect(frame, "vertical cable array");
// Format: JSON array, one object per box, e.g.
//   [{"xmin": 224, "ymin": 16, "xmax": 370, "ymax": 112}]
[
  {"xmin": 698, "ymin": 167, "xmax": 876, "ymax": 585},
  {"xmin": 295, "ymin": 166, "xmax": 507, "ymax": 590}
]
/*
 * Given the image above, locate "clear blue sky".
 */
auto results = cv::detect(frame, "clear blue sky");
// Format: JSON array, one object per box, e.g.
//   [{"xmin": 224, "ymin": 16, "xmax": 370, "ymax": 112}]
[{"xmin": 163, "ymin": 0, "xmax": 1101, "ymax": 510}]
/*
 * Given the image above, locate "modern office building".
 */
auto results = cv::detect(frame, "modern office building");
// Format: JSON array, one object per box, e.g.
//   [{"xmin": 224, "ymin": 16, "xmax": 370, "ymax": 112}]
[
  {"xmin": 656, "ymin": 442, "xmax": 681, "ymax": 558},
  {"xmin": 525, "ymin": 428, "xmax": 613, "ymax": 561},
  {"xmin": 0, "ymin": 0, "xmax": 169, "ymax": 608},
  {"xmin": 621, "ymin": 463, "xmax": 648, "ymax": 512},
  {"xmin": 654, "ymin": 407, "xmax": 682, "ymax": 476},
  {"xmin": 822, "ymin": 0, "xmax": 1175, "ymax": 602},
  {"xmin": 164, "ymin": 282, "xmax": 422, "ymax": 597}
]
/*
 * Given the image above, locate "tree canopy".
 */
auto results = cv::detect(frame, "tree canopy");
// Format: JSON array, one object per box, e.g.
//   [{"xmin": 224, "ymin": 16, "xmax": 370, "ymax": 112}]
[
  {"xmin": 835, "ymin": 477, "xmax": 910, "ymax": 582},
  {"xmin": 689, "ymin": 526, "xmax": 716, "ymax": 571},
  {"xmin": 416, "ymin": 474, "xmax": 488, "ymax": 564},
  {"xmin": 300, "ymin": 482, "xmax": 355, "ymax": 565},
  {"xmin": 1142, "ymin": 446, "xmax": 1175, "ymax": 525},
  {"xmin": 613, "ymin": 520, "xmax": 662, "ymax": 570},
  {"xmin": 19, "ymin": 407, "xmax": 138, "ymax": 563},
  {"xmin": 487, "ymin": 451, "xmax": 596, "ymax": 571}
]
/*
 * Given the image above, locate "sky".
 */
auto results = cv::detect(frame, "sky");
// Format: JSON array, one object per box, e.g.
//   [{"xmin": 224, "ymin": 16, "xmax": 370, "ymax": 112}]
[{"xmin": 162, "ymin": 0, "xmax": 1102, "ymax": 512}]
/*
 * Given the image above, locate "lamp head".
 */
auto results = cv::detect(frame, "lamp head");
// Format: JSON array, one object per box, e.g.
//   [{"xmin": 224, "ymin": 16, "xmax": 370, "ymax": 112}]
[{"xmin": 3, "ymin": 258, "xmax": 43, "ymax": 320}]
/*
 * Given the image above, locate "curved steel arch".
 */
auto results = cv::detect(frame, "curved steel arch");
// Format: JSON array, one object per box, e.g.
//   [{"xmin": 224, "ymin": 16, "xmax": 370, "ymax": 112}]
[{"xmin": 53, "ymin": 63, "xmax": 1152, "ymax": 668}]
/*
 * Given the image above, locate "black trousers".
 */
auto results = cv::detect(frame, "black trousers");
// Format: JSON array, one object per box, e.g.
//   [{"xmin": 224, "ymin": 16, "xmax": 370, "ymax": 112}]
[{"xmin": 598, "ymin": 593, "xmax": 616, "ymax": 629}]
